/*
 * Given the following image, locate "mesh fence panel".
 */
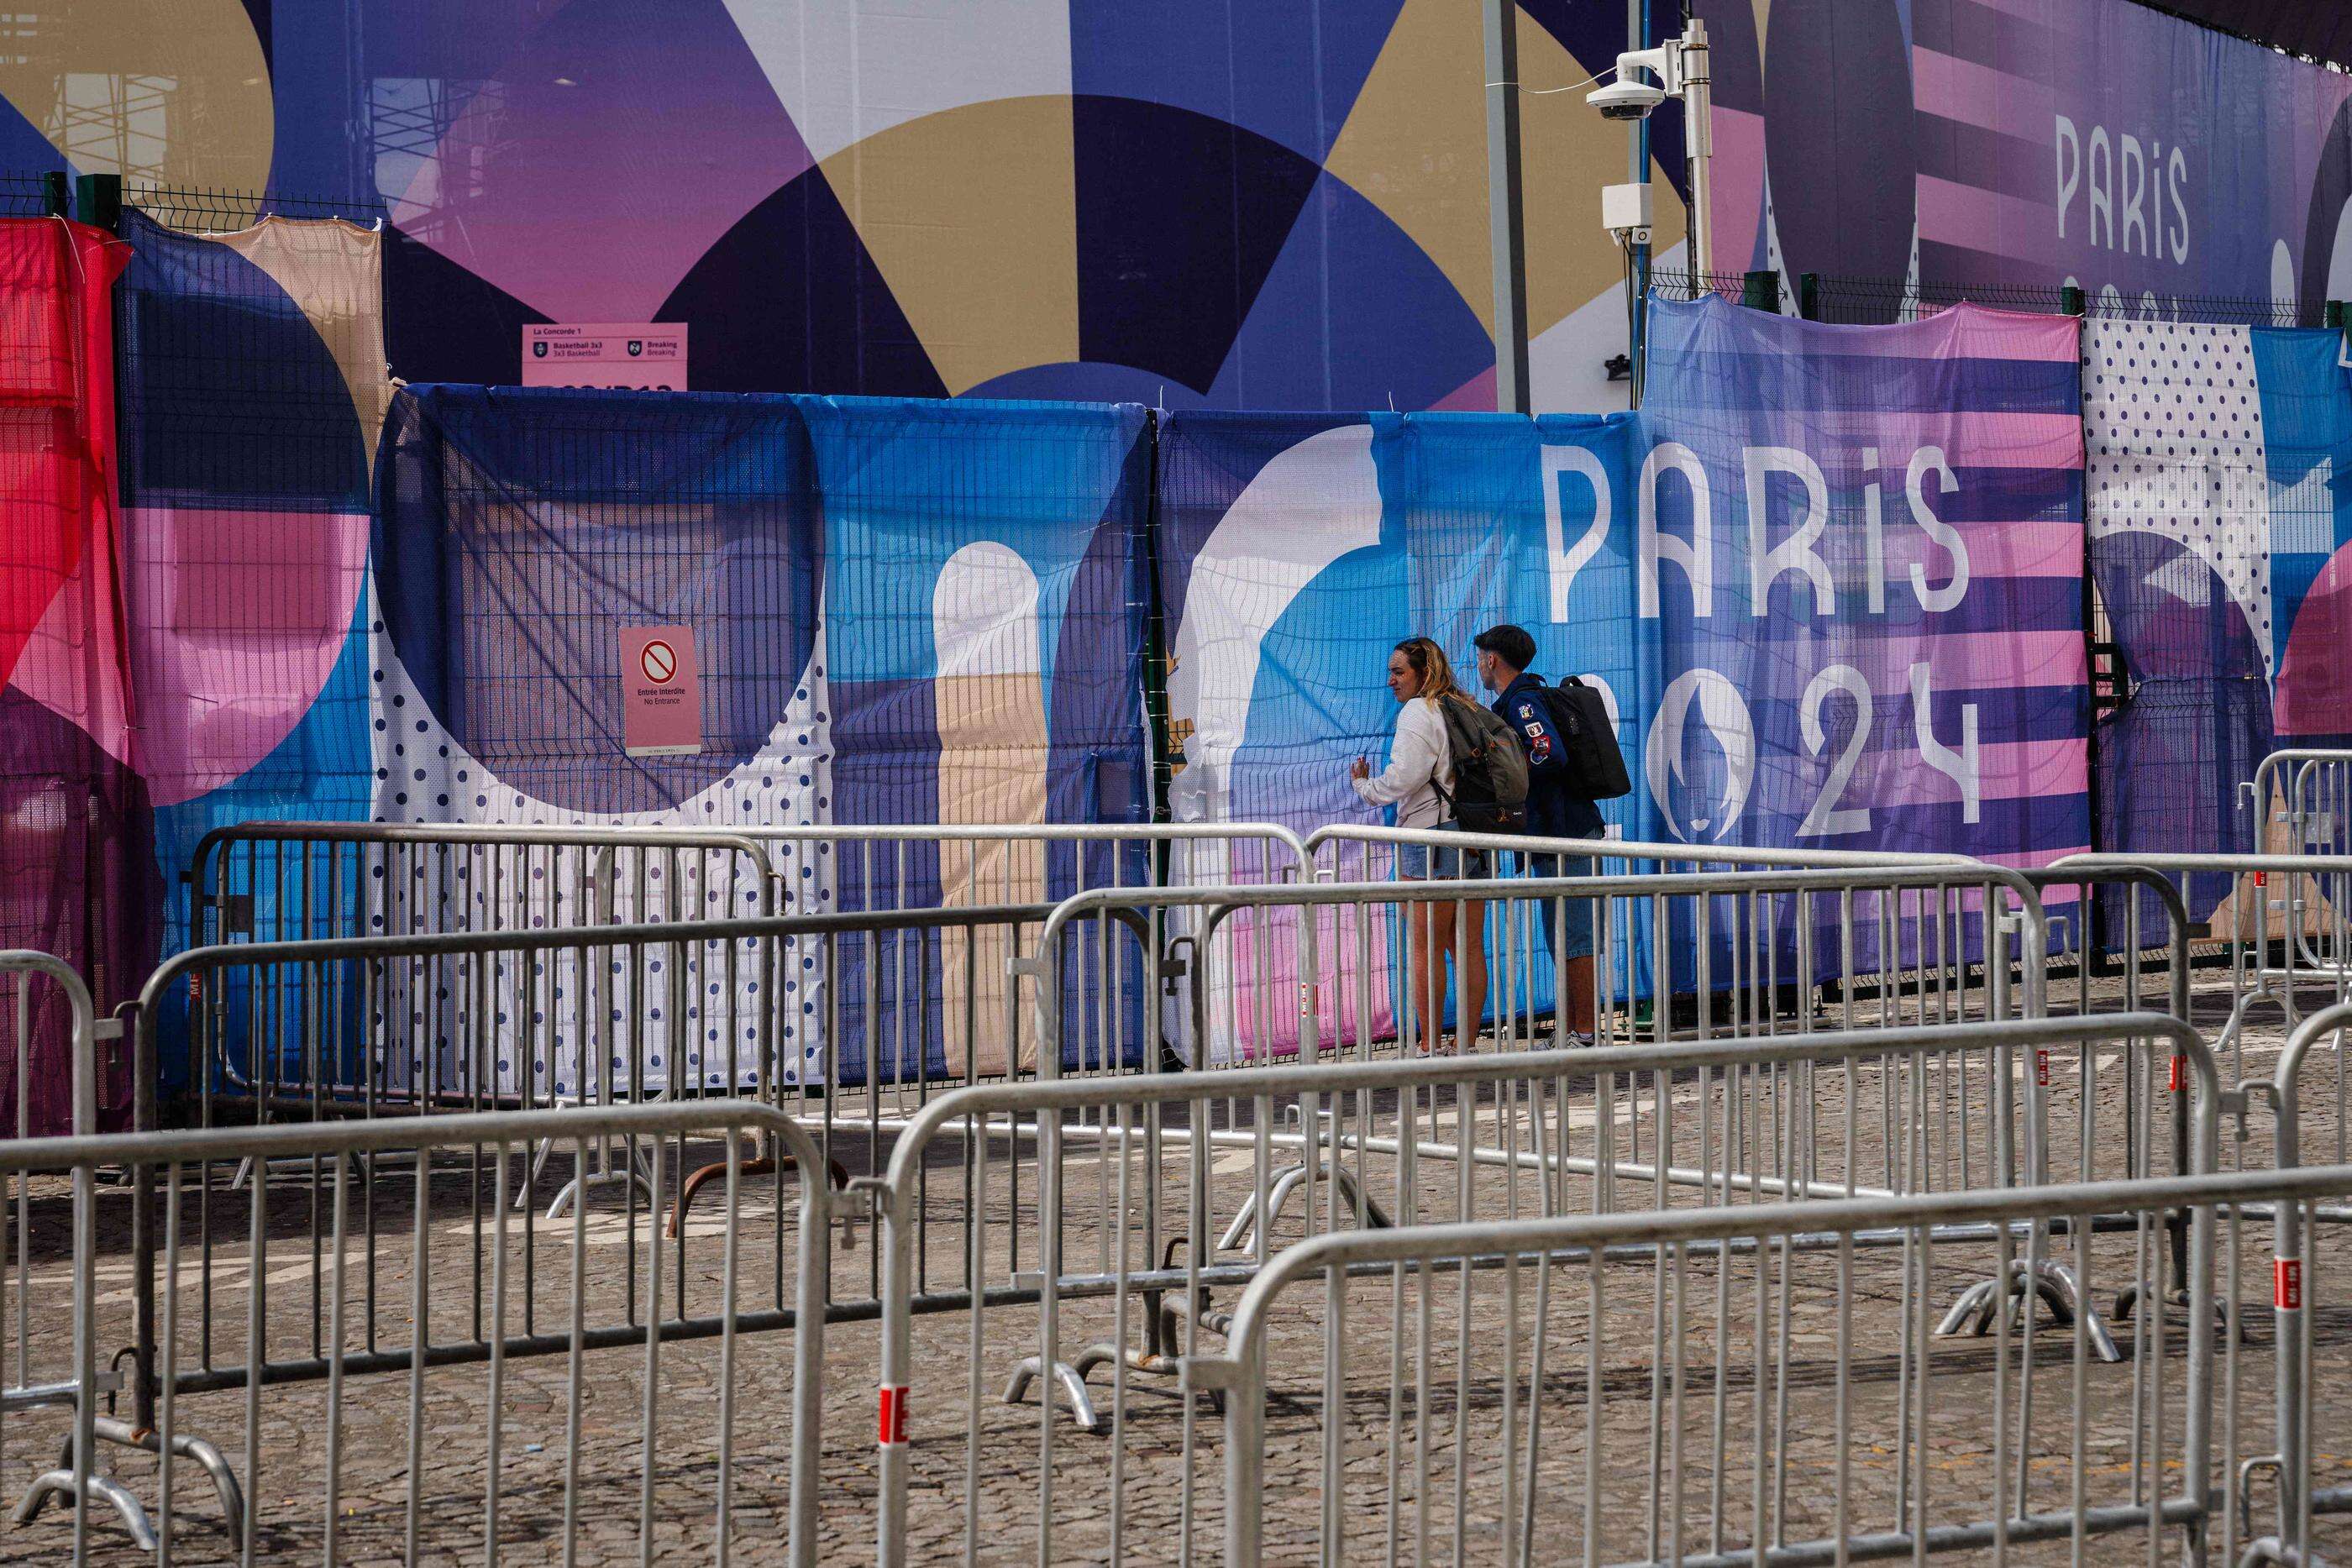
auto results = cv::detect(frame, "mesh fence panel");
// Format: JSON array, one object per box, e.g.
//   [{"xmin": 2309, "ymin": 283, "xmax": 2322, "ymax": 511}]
[
  {"xmin": 2083, "ymin": 317, "xmax": 2352, "ymax": 930},
  {"xmin": 0, "ymin": 217, "xmax": 149, "ymax": 1132}
]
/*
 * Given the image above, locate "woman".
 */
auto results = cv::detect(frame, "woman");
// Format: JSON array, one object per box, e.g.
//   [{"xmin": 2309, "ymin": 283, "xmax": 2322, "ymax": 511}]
[{"xmin": 1349, "ymin": 637, "xmax": 1488, "ymax": 1056}]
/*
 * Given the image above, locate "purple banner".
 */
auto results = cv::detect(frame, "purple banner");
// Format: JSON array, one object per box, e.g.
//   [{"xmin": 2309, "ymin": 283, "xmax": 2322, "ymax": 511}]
[
  {"xmin": 1635, "ymin": 296, "xmax": 2089, "ymax": 877},
  {"xmin": 1703, "ymin": 0, "xmax": 2352, "ymax": 316}
]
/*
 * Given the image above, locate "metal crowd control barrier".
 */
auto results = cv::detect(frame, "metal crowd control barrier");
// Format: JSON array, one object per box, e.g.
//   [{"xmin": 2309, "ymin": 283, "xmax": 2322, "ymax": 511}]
[
  {"xmin": 1287, "ymin": 826, "xmax": 1972, "ymax": 1052},
  {"xmin": 1037, "ymin": 862, "xmax": 2052, "ymax": 1074},
  {"xmin": 184, "ymin": 822, "xmax": 784, "ymax": 1108},
  {"xmin": 2055, "ymin": 852, "xmax": 2352, "ymax": 1072},
  {"xmin": 868, "ymin": 1013, "xmax": 2224, "ymax": 1565},
  {"xmin": 1020, "ymin": 866, "xmax": 2068, "ymax": 1304},
  {"xmin": 118, "ymin": 902, "xmax": 1133, "ymax": 1506},
  {"xmin": 1190, "ymin": 1164, "xmax": 2352, "ymax": 1567},
  {"xmin": 2250, "ymin": 748, "xmax": 2352, "ymax": 858},
  {"xmin": 2238, "ymin": 1002, "xmax": 2352, "ymax": 1565},
  {"xmin": 179, "ymin": 817, "xmax": 1310, "ymax": 1107},
  {"xmin": 722, "ymin": 821, "xmax": 1310, "ymax": 1087},
  {"xmin": 0, "ymin": 952, "xmax": 147, "ymax": 1558},
  {"xmin": 22, "ymin": 1100, "xmax": 828, "ymax": 1564}
]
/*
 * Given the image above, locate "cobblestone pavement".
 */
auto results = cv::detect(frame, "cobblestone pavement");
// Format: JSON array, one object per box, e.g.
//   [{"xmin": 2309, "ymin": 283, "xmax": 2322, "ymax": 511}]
[{"xmin": 0, "ymin": 977, "xmax": 2346, "ymax": 1563}]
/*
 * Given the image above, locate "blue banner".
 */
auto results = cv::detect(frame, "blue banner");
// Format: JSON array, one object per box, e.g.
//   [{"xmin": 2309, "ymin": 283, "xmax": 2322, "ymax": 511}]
[
  {"xmin": 1158, "ymin": 409, "xmax": 1645, "ymax": 1052},
  {"xmin": 374, "ymin": 387, "xmax": 1152, "ymax": 1085}
]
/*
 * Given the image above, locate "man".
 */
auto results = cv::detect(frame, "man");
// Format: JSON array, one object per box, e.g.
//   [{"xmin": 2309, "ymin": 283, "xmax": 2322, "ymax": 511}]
[{"xmin": 1473, "ymin": 624, "xmax": 1603, "ymax": 1044}]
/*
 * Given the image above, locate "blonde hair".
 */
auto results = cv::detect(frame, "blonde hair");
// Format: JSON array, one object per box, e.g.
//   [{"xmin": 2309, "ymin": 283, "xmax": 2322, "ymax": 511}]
[{"xmin": 1393, "ymin": 637, "xmax": 1467, "ymax": 709}]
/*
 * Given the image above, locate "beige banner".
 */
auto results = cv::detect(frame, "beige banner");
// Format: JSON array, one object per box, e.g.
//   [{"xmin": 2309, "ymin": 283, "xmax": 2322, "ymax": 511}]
[{"xmin": 933, "ymin": 542, "xmax": 1048, "ymax": 1078}]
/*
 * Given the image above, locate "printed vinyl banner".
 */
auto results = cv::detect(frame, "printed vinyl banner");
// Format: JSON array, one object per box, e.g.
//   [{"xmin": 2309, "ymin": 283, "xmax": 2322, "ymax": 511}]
[
  {"xmin": 0, "ymin": 218, "xmax": 146, "ymax": 1135},
  {"xmin": 0, "ymin": 3, "xmax": 1696, "ymax": 414},
  {"xmin": 2085, "ymin": 318, "xmax": 2352, "ymax": 904},
  {"xmin": 1700, "ymin": 0, "xmax": 2352, "ymax": 316},
  {"xmin": 1158, "ymin": 410, "xmax": 1645, "ymax": 1058},
  {"xmin": 1160, "ymin": 298, "xmax": 2091, "ymax": 1055},
  {"xmin": 1635, "ymin": 296, "xmax": 2090, "ymax": 871},
  {"xmin": 113, "ymin": 212, "xmax": 389, "ymax": 1095},
  {"xmin": 373, "ymin": 386, "xmax": 1151, "ymax": 1093}
]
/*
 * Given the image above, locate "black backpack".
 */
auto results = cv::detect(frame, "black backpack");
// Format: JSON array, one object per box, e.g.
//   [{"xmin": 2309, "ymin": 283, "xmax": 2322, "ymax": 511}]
[
  {"xmin": 1432, "ymin": 695, "xmax": 1529, "ymax": 834},
  {"xmin": 1536, "ymin": 677, "xmax": 1633, "ymax": 801}
]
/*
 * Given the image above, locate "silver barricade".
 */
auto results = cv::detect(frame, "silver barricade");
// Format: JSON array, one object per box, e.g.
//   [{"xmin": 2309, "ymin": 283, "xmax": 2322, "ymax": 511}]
[
  {"xmin": 1191, "ymin": 1165, "xmax": 2352, "ymax": 1567},
  {"xmin": 183, "ymin": 818, "xmax": 1305, "ymax": 1112},
  {"xmin": 1023, "ymin": 868, "xmax": 2066, "ymax": 1304},
  {"xmin": 1304, "ymin": 823, "xmax": 1971, "ymax": 878},
  {"xmin": 2239, "ymin": 1002, "xmax": 2352, "ymax": 1565},
  {"xmin": 122, "ymin": 905, "xmax": 1121, "ymax": 1466},
  {"xmin": 149, "ymin": 898, "xmax": 1083, "ymax": 1129},
  {"xmin": 1302, "ymin": 826, "xmax": 1982, "ymax": 1053},
  {"xmin": 2055, "ymin": 852, "xmax": 2352, "ymax": 1080},
  {"xmin": 724, "ymin": 821, "xmax": 1308, "ymax": 1085},
  {"xmin": 184, "ymin": 821, "xmax": 785, "ymax": 1108},
  {"xmin": 1037, "ymin": 863, "xmax": 2051, "ymax": 1072},
  {"xmin": 18, "ymin": 1100, "xmax": 828, "ymax": 1563},
  {"xmin": 0, "ymin": 952, "xmax": 119, "ymax": 1557},
  {"xmin": 2250, "ymin": 748, "xmax": 2352, "ymax": 859},
  {"xmin": 869, "ymin": 1014, "xmax": 2226, "ymax": 1565}
]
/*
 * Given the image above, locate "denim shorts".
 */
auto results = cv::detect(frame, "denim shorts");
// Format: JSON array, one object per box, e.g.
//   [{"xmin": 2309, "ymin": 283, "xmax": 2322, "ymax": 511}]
[
  {"xmin": 1520, "ymin": 850, "xmax": 1597, "ymax": 962},
  {"xmin": 1395, "ymin": 823, "xmax": 1488, "ymax": 880}
]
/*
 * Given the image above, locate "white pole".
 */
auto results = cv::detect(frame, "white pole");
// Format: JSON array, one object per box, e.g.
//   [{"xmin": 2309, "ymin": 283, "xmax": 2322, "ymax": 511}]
[{"xmin": 1682, "ymin": 18, "xmax": 1713, "ymax": 279}]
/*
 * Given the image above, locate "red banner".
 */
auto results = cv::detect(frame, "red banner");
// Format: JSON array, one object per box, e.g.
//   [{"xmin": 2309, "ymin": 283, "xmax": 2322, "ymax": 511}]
[{"xmin": 0, "ymin": 218, "xmax": 152, "ymax": 1136}]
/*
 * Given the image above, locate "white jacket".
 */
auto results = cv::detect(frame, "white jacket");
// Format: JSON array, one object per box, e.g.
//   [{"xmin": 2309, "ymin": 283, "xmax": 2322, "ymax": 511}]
[{"xmin": 1352, "ymin": 697, "xmax": 1454, "ymax": 829}]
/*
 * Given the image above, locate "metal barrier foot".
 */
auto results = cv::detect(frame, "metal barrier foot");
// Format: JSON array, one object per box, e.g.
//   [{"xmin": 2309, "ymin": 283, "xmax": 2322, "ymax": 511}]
[
  {"xmin": 1065, "ymin": 1341, "xmax": 1227, "ymax": 1418},
  {"xmin": 14, "ymin": 1416, "xmax": 242, "ymax": 1550},
  {"xmin": 13, "ymin": 1460, "xmax": 157, "ymax": 1551},
  {"xmin": 108, "ymin": 1418, "xmax": 243, "ymax": 1544},
  {"xmin": 670, "ymin": 1153, "xmax": 858, "ymax": 1251},
  {"xmin": 133, "ymin": 1423, "xmax": 244, "ymax": 1544},
  {"xmin": 1001, "ymin": 1357, "xmax": 1104, "ymax": 1433},
  {"xmin": 544, "ymin": 1165, "xmax": 657, "ymax": 1220},
  {"xmin": 1217, "ymin": 1161, "xmax": 1392, "ymax": 1253},
  {"xmin": 1935, "ymin": 1259, "xmax": 2121, "ymax": 1362}
]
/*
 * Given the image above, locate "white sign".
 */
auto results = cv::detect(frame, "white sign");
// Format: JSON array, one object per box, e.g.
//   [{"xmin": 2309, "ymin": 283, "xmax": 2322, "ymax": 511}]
[{"xmin": 523, "ymin": 323, "xmax": 688, "ymax": 390}]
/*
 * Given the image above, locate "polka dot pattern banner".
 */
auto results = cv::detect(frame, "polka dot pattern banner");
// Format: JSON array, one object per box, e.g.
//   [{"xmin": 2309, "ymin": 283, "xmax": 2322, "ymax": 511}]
[{"xmin": 2084, "ymin": 317, "xmax": 2352, "ymax": 912}]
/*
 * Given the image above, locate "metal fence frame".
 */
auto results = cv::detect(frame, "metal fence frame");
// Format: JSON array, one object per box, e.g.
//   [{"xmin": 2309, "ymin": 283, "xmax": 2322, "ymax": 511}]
[
  {"xmin": 2249, "ymin": 749, "xmax": 2352, "ymax": 859},
  {"xmin": 1189, "ymin": 1165, "xmax": 2352, "ymax": 1566},
  {"xmin": 182, "ymin": 822, "xmax": 785, "ymax": 1106},
  {"xmin": 0, "ymin": 953, "xmax": 111, "ymax": 1557},
  {"xmin": 17, "ymin": 1099, "xmax": 830, "ymax": 1564},
  {"xmin": 2239, "ymin": 1001, "xmax": 2352, "ymax": 1563},
  {"xmin": 1034, "ymin": 863, "xmax": 2054, "ymax": 1074},
  {"xmin": 868, "ymin": 1010, "xmax": 2223, "ymax": 1564}
]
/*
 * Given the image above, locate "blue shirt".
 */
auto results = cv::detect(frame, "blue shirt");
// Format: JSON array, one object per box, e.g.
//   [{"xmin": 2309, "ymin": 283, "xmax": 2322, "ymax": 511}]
[{"xmin": 1493, "ymin": 672, "xmax": 1605, "ymax": 841}]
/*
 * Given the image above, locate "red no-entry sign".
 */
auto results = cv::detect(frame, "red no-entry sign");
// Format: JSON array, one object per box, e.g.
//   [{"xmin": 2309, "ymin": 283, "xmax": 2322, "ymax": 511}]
[{"xmin": 620, "ymin": 626, "xmax": 701, "ymax": 757}]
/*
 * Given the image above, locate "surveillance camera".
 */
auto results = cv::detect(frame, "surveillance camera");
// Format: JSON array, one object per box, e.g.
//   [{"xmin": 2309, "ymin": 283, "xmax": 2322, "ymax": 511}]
[{"xmin": 1588, "ymin": 78, "xmax": 1667, "ymax": 121}]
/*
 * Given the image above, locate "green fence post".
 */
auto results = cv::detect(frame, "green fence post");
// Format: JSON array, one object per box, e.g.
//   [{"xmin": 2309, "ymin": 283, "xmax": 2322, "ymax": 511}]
[
  {"xmin": 71, "ymin": 173, "xmax": 121, "ymax": 231},
  {"xmin": 40, "ymin": 170, "xmax": 68, "ymax": 218},
  {"xmin": 2060, "ymin": 284, "xmax": 2085, "ymax": 317},
  {"xmin": 1740, "ymin": 270, "xmax": 1781, "ymax": 314},
  {"xmin": 2327, "ymin": 301, "xmax": 2345, "ymax": 330},
  {"xmin": 1797, "ymin": 271, "xmax": 1821, "ymax": 322}
]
